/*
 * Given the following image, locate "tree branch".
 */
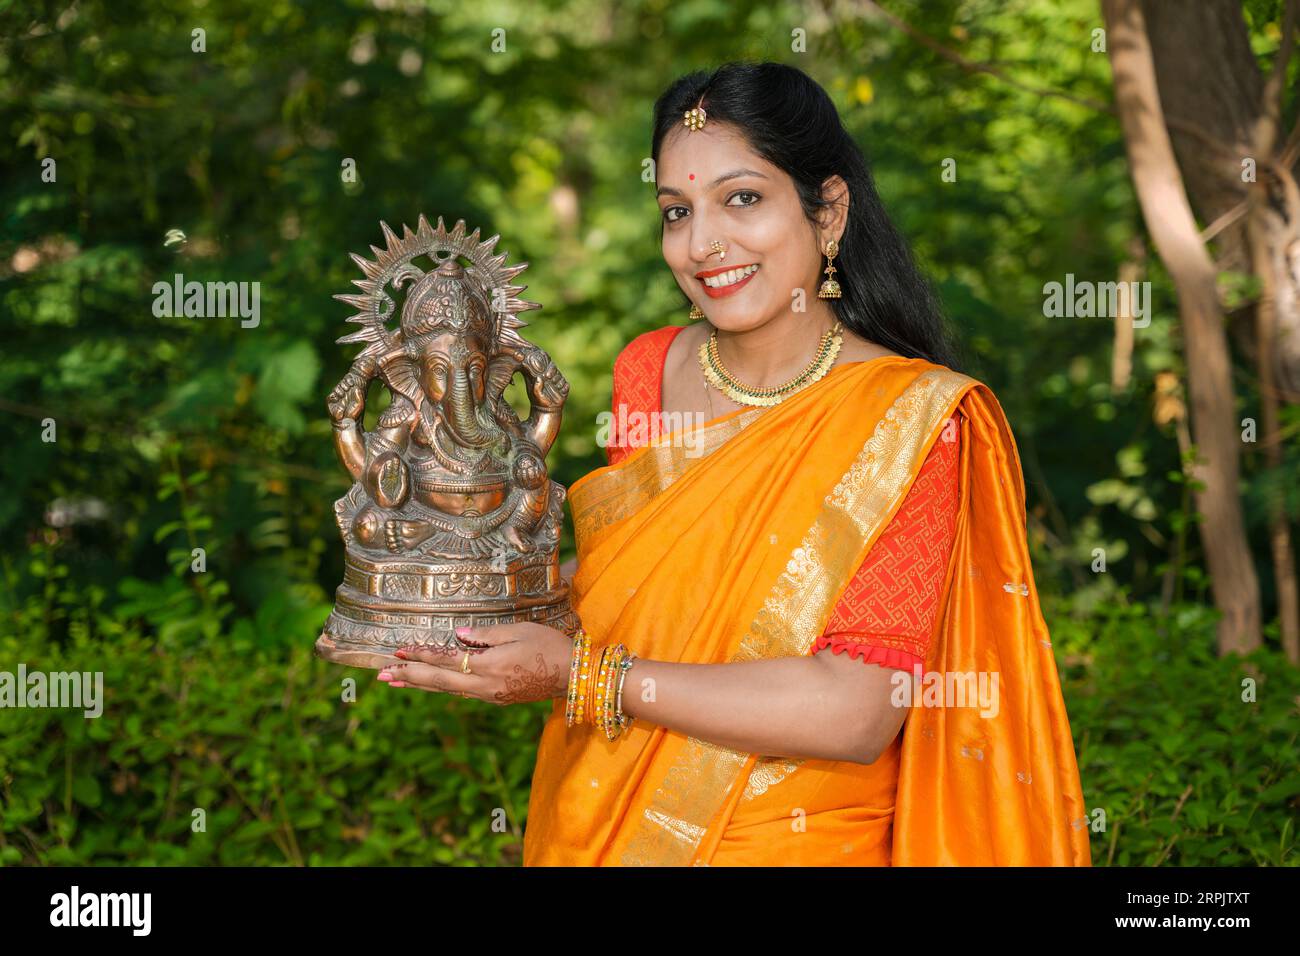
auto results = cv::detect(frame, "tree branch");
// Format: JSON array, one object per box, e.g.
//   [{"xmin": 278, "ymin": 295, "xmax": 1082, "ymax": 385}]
[{"xmin": 1256, "ymin": 0, "xmax": 1298, "ymax": 156}]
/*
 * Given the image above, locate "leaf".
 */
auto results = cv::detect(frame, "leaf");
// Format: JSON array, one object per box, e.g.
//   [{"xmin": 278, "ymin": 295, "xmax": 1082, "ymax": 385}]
[
  {"xmin": 254, "ymin": 341, "xmax": 321, "ymax": 436},
  {"xmin": 1258, "ymin": 776, "xmax": 1300, "ymax": 805},
  {"xmin": 72, "ymin": 775, "xmax": 102, "ymax": 808}
]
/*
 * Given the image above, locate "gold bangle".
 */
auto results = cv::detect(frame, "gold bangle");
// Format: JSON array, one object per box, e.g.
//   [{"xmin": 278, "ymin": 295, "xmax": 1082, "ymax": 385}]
[
  {"xmin": 599, "ymin": 644, "xmax": 617, "ymax": 739},
  {"xmin": 592, "ymin": 643, "xmax": 629, "ymax": 741}
]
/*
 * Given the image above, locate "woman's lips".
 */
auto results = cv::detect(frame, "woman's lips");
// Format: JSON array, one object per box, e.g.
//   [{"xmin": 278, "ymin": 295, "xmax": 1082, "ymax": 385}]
[{"xmin": 697, "ymin": 263, "xmax": 759, "ymax": 299}]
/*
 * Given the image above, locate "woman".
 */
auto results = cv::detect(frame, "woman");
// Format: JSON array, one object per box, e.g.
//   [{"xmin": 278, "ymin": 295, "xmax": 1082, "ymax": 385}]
[{"xmin": 377, "ymin": 62, "xmax": 1091, "ymax": 867}]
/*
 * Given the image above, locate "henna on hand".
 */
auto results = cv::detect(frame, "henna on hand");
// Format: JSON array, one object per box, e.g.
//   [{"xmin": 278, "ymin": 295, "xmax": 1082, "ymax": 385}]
[{"xmin": 493, "ymin": 651, "xmax": 566, "ymax": 705}]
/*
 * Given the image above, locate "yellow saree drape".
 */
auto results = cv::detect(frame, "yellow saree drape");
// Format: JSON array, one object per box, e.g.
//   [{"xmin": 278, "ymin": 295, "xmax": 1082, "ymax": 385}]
[{"xmin": 522, "ymin": 356, "xmax": 1091, "ymax": 866}]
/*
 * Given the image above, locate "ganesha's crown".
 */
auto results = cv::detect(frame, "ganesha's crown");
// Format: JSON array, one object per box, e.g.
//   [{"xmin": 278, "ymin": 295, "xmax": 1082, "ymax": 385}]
[
  {"xmin": 398, "ymin": 260, "xmax": 495, "ymax": 344},
  {"xmin": 334, "ymin": 215, "xmax": 540, "ymax": 365}
]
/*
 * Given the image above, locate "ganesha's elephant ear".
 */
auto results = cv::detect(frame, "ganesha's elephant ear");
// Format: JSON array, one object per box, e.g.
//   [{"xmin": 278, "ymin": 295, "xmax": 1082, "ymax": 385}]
[
  {"xmin": 486, "ymin": 355, "xmax": 519, "ymax": 400},
  {"xmin": 379, "ymin": 352, "xmax": 423, "ymax": 407}
]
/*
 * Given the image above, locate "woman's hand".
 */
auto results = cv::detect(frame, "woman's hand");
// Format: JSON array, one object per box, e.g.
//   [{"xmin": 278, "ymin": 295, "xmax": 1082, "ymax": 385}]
[{"xmin": 377, "ymin": 622, "xmax": 572, "ymax": 706}]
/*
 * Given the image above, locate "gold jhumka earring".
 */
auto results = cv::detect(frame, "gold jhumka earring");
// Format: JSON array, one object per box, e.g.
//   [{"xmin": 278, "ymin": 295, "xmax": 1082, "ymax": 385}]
[
  {"xmin": 818, "ymin": 238, "xmax": 842, "ymax": 299},
  {"xmin": 821, "ymin": 238, "xmax": 842, "ymax": 297}
]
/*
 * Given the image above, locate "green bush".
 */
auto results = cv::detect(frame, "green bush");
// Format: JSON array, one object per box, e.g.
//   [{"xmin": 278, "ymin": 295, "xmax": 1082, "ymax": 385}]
[
  {"xmin": 0, "ymin": 561, "xmax": 547, "ymax": 866},
  {"xmin": 1052, "ymin": 597, "xmax": 1300, "ymax": 866},
  {"xmin": 3, "ymin": 552, "xmax": 1296, "ymax": 865}
]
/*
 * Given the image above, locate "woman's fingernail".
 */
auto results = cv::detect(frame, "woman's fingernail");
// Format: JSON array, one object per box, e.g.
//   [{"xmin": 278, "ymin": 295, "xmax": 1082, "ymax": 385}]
[
  {"xmin": 389, "ymin": 680, "xmax": 406, "ymax": 687},
  {"xmin": 455, "ymin": 626, "xmax": 471, "ymax": 637},
  {"xmin": 377, "ymin": 671, "xmax": 392, "ymax": 681},
  {"xmin": 394, "ymin": 650, "xmax": 408, "ymax": 659}
]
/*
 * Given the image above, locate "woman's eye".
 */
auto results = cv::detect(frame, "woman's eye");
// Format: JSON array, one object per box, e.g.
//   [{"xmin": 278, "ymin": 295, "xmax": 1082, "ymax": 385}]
[
  {"xmin": 662, "ymin": 205, "xmax": 688, "ymax": 223},
  {"xmin": 728, "ymin": 191, "xmax": 761, "ymax": 207}
]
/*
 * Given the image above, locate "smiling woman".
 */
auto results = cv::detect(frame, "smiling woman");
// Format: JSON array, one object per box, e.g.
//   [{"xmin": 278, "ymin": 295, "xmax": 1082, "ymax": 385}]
[{"xmin": 378, "ymin": 61, "xmax": 1090, "ymax": 868}]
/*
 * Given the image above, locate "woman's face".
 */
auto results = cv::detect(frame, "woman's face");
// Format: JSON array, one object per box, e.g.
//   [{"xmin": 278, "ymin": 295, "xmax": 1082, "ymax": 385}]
[{"xmin": 656, "ymin": 122, "xmax": 836, "ymax": 333}]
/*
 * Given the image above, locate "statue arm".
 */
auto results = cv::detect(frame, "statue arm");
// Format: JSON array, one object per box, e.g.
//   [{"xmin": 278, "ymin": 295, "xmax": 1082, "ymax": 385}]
[
  {"xmin": 518, "ymin": 345, "xmax": 569, "ymax": 455},
  {"xmin": 328, "ymin": 354, "xmax": 416, "ymax": 486},
  {"xmin": 332, "ymin": 418, "xmax": 367, "ymax": 481},
  {"xmin": 327, "ymin": 363, "xmax": 373, "ymax": 480},
  {"xmin": 527, "ymin": 407, "xmax": 562, "ymax": 456}
]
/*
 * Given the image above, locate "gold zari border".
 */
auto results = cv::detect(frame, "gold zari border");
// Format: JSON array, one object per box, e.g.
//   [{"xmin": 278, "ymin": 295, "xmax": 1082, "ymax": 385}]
[{"xmin": 619, "ymin": 367, "xmax": 973, "ymax": 865}]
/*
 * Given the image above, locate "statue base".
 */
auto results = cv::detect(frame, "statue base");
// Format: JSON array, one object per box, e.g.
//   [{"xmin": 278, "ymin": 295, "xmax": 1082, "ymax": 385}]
[{"xmin": 316, "ymin": 548, "xmax": 580, "ymax": 670}]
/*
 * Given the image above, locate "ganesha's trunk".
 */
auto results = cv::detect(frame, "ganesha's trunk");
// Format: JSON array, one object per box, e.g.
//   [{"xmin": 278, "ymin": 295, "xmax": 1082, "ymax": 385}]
[{"xmin": 448, "ymin": 367, "xmax": 496, "ymax": 448}]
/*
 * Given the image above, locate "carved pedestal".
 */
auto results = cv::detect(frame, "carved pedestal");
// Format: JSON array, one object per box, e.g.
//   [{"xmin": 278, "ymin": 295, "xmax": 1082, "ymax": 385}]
[{"xmin": 317, "ymin": 549, "xmax": 579, "ymax": 668}]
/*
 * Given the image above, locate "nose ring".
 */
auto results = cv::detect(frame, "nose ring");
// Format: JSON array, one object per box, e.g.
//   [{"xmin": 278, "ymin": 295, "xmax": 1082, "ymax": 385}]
[{"xmin": 710, "ymin": 240, "xmax": 726, "ymax": 260}]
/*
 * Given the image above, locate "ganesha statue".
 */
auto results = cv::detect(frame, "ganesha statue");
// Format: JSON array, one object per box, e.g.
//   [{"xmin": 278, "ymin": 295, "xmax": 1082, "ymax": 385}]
[{"xmin": 316, "ymin": 215, "xmax": 580, "ymax": 669}]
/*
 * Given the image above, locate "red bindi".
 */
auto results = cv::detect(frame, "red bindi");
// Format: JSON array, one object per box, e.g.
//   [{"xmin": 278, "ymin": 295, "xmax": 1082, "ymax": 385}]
[{"xmin": 689, "ymin": 174, "xmax": 695, "ymax": 181}]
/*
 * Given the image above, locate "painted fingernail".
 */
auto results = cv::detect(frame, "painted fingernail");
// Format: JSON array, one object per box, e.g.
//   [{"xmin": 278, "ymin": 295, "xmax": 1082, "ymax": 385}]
[
  {"xmin": 455, "ymin": 626, "xmax": 471, "ymax": 637},
  {"xmin": 377, "ymin": 671, "xmax": 392, "ymax": 681},
  {"xmin": 395, "ymin": 650, "xmax": 408, "ymax": 659},
  {"xmin": 389, "ymin": 681, "xmax": 406, "ymax": 688}
]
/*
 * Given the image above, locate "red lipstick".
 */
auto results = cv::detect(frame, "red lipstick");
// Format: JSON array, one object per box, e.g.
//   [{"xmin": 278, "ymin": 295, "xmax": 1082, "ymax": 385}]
[{"xmin": 696, "ymin": 263, "xmax": 759, "ymax": 299}]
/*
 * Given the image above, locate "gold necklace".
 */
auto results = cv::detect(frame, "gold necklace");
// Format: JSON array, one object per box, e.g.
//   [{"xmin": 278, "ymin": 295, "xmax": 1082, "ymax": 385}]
[{"xmin": 698, "ymin": 320, "xmax": 844, "ymax": 407}]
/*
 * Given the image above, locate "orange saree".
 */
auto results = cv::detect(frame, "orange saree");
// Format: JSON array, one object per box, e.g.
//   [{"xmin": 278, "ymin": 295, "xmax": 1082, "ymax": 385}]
[{"xmin": 522, "ymin": 355, "xmax": 1091, "ymax": 866}]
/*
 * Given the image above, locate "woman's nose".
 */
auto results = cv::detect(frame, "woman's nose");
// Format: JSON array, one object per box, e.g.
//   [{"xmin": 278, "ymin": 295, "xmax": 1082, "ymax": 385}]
[{"xmin": 689, "ymin": 225, "xmax": 722, "ymax": 262}]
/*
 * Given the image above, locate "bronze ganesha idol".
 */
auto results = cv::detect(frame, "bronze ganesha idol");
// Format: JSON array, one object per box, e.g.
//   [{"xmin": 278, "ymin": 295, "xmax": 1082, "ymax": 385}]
[{"xmin": 316, "ymin": 215, "xmax": 579, "ymax": 669}]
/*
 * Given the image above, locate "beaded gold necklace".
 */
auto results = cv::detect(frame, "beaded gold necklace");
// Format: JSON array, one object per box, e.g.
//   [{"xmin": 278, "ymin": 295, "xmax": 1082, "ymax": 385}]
[{"xmin": 698, "ymin": 320, "xmax": 844, "ymax": 407}]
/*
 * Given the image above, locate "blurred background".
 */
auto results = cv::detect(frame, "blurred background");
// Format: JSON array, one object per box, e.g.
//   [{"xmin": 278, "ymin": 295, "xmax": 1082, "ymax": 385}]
[{"xmin": 1, "ymin": 0, "xmax": 1297, "ymax": 866}]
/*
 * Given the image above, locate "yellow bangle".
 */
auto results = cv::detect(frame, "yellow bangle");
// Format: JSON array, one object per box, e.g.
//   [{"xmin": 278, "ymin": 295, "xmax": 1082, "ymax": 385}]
[
  {"xmin": 568, "ymin": 630, "xmax": 595, "ymax": 727},
  {"xmin": 587, "ymin": 643, "xmax": 608, "ymax": 728},
  {"xmin": 567, "ymin": 636, "xmax": 638, "ymax": 740},
  {"xmin": 565, "ymin": 629, "xmax": 591, "ymax": 727}
]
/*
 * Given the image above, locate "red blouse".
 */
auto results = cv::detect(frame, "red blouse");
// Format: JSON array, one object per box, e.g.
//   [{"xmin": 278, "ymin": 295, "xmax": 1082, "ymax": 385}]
[{"xmin": 606, "ymin": 326, "xmax": 960, "ymax": 672}]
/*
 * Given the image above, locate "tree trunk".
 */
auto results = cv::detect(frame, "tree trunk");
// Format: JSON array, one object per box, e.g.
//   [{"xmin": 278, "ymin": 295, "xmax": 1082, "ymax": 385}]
[
  {"xmin": 1111, "ymin": 235, "xmax": 1145, "ymax": 393},
  {"xmin": 1142, "ymin": 0, "xmax": 1300, "ymax": 401},
  {"xmin": 1249, "ymin": 191, "xmax": 1300, "ymax": 663},
  {"xmin": 1103, "ymin": 0, "xmax": 1262, "ymax": 655}
]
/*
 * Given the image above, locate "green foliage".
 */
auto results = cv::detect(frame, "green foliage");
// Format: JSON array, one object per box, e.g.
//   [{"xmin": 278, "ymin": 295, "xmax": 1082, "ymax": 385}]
[
  {"xmin": 1053, "ymin": 597, "xmax": 1300, "ymax": 866},
  {"xmin": 0, "ymin": 546, "xmax": 545, "ymax": 865},
  {"xmin": 4, "ymin": 548, "xmax": 1296, "ymax": 865}
]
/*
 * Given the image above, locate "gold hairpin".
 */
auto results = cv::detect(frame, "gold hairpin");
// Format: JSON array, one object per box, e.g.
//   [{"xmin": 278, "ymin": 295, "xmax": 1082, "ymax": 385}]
[{"xmin": 683, "ymin": 103, "xmax": 707, "ymax": 132}]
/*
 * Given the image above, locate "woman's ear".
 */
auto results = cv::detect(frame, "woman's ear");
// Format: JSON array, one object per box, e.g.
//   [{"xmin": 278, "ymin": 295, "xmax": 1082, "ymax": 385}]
[{"xmin": 817, "ymin": 174, "xmax": 851, "ymax": 242}]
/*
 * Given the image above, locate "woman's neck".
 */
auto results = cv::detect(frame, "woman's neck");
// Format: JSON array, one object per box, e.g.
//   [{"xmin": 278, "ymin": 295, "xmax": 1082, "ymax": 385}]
[{"xmin": 710, "ymin": 302, "xmax": 839, "ymax": 386}]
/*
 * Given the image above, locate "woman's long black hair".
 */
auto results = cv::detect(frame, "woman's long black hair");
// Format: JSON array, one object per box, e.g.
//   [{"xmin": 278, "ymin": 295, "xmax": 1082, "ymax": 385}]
[{"xmin": 652, "ymin": 61, "xmax": 961, "ymax": 371}]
